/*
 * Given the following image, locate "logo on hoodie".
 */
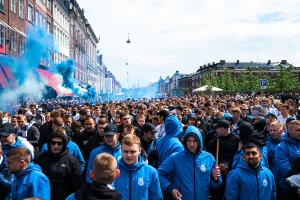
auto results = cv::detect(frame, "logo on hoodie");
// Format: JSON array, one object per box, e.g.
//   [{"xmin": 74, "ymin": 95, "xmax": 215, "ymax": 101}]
[
  {"xmin": 138, "ymin": 177, "xmax": 144, "ymax": 186},
  {"xmin": 200, "ymin": 164, "xmax": 206, "ymax": 172},
  {"xmin": 263, "ymin": 179, "xmax": 268, "ymax": 187}
]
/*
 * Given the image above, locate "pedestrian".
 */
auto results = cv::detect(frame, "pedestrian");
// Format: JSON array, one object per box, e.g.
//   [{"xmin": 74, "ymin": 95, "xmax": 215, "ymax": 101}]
[
  {"xmin": 114, "ymin": 134, "xmax": 163, "ymax": 200},
  {"xmin": 66, "ymin": 152, "xmax": 122, "ymax": 200},
  {"xmin": 206, "ymin": 119, "xmax": 239, "ymax": 200},
  {"xmin": 17, "ymin": 114, "xmax": 40, "ymax": 156},
  {"xmin": 158, "ymin": 125, "xmax": 222, "ymax": 200},
  {"xmin": 0, "ymin": 123, "xmax": 34, "ymax": 158},
  {"xmin": 8, "ymin": 148, "xmax": 50, "ymax": 200},
  {"xmin": 0, "ymin": 142, "xmax": 14, "ymax": 200},
  {"xmin": 86, "ymin": 124, "xmax": 121, "ymax": 183},
  {"xmin": 275, "ymin": 120, "xmax": 300, "ymax": 199},
  {"xmin": 156, "ymin": 115, "xmax": 184, "ymax": 166},
  {"xmin": 225, "ymin": 142, "xmax": 276, "ymax": 200},
  {"xmin": 34, "ymin": 131, "xmax": 81, "ymax": 200}
]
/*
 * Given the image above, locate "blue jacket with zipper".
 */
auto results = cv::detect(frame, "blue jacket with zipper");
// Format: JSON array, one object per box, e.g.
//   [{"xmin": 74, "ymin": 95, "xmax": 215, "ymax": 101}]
[
  {"xmin": 225, "ymin": 161, "xmax": 276, "ymax": 200},
  {"xmin": 158, "ymin": 125, "xmax": 222, "ymax": 200},
  {"xmin": 274, "ymin": 132, "xmax": 300, "ymax": 191},
  {"xmin": 114, "ymin": 157, "xmax": 162, "ymax": 200},
  {"xmin": 232, "ymin": 146, "xmax": 268, "ymax": 170},
  {"xmin": 86, "ymin": 143, "xmax": 122, "ymax": 183},
  {"xmin": 11, "ymin": 162, "xmax": 50, "ymax": 200},
  {"xmin": 156, "ymin": 115, "xmax": 184, "ymax": 166}
]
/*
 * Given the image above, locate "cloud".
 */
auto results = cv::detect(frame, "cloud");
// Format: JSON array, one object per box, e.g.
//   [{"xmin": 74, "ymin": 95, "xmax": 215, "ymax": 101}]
[{"xmin": 78, "ymin": 0, "xmax": 300, "ymax": 87}]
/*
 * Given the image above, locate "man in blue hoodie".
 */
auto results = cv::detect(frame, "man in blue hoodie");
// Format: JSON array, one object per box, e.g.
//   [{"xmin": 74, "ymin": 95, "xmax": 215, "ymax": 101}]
[
  {"xmin": 86, "ymin": 124, "xmax": 122, "ymax": 183},
  {"xmin": 7, "ymin": 147, "xmax": 50, "ymax": 200},
  {"xmin": 0, "ymin": 123, "xmax": 34, "ymax": 158},
  {"xmin": 275, "ymin": 119, "xmax": 300, "ymax": 199},
  {"xmin": 114, "ymin": 134, "xmax": 163, "ymax": 200},
  {"xmin": 0, "ymin": 142, "xmax": 14, "ymax": 200},
  {"xmin": 225, "ymin": 142, "xmax": 276, "ymax": 200},
  {"xmin": 156, "ymin": 115, "xmax": 184, "ymax": 166},
  {"xmin": 158, "ymin": 125, "xmax": 222, "ymax": 200}
]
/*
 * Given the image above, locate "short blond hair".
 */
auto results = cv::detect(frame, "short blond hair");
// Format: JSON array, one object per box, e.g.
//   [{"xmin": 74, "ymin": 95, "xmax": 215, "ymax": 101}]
[
  {"xmin": 122, "ymin": 134, "xmax": 141, "ymax": 148},
  {"xmin": 93, "ymin": 153, "xmax": 117, "ymax": 183},
  {"xmin": 270, "ymin": 121, "xmax": 283, "ymax": 128}
]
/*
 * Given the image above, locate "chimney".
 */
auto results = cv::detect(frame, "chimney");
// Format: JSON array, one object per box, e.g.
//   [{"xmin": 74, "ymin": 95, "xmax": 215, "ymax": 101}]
[
  {"xmin": 267, "ymin": 60, "xmax": 271, "ymax": 65},
  {"xmin": 280, "ymin": 60, "xmax": 287, "ymax": 64},
  {"xmin": 220, "ymin": 60, "xmax": 225, "ymax": 65},
  {"xmin": 236, "ymin": 60, "xmax": 239, "ymax": 65}
]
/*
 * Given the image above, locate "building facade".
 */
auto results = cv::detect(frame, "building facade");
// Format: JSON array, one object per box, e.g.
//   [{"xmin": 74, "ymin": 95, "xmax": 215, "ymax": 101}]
[
  {"xmin": 0, "ymin": 0, "xmax": 121, "ymax": 93},
  {"xmin": 52, "ymin": 0, "xmax": 70, "ymax": 64}
]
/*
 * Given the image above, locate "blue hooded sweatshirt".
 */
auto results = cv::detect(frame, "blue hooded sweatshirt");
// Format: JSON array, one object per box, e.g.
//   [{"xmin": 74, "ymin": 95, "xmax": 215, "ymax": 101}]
[
  {"xmin": 274, "ymin": 132, "xmax": 300, "ymax": 191},
  {"xmin": 156, "ymin": 115, "xmax": 184, "ymax": 166},
  {"xmin": 114, "ymin": 157, "xmax": 163, "ymax": 200},
  {"xmin": 41, "ymin": 140, "xmax": 85, "ymax": 172},
  {"xmin": 232, "ymin": 146, "xmax": 268, "ymax": 170},
  {"xmin": 86, "ymin": 143, "xmax": 122, "ymax": 183},
  {"xmin": 266, "ymin": 136, "xmax": 282, "ymax": 183},
  {"xmin": 11, "ymin": 162, "xmax": 50, "ymax": 200},
  {"xmin": 158, "ymin": 126, "xmax": 222, "ymax": 200},
  {"xmin": 2, "ymin": 137, "xmax": 24, "ymax": 156},
  {"xmin": 225, "ymin": 162, "xmax": 276, "ymax": 200},
  {"xmin": 0, "ymin": 155, "xmax": 14, "ymax": 200}
]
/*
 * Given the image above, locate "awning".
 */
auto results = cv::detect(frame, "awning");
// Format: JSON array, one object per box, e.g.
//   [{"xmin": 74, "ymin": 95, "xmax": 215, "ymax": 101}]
[
  {"xmin": 12, "ymin": 27, "xmax": 27, "ymax": 37},
  {"xmin": 0, "ymin": 20, "xmax": 12, "ymax": 29},
  {"xmin": 0, "ymin": 20, "xmax": 27, "ymax": 37}
]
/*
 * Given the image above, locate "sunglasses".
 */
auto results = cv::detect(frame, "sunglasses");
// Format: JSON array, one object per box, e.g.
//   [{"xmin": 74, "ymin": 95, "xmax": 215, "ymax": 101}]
[{"xmin": 50, "ymin": 141, "xmax": 63, "ymax": 146}]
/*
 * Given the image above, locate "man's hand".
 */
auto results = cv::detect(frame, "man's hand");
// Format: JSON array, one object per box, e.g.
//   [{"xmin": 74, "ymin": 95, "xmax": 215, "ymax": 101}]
[
  {"xmin": 172, "ymin": 189, "xmax": 182, "ymax": 200},
  {"xmin": 212, "ymin": 166, "xmax": 221, "ymax": 181}
]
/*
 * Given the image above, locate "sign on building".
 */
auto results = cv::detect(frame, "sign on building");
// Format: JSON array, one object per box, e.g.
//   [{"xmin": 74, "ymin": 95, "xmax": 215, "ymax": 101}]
[{"xmin": 260, "ymin": 79, "xmax": 267, "ymax": 89}]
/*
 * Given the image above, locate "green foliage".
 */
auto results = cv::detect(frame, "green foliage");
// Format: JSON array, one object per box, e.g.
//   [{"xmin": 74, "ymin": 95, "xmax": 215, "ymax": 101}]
[{"xmin": 198, "ymin": 65, "xmax": 300, "ymax": 93}]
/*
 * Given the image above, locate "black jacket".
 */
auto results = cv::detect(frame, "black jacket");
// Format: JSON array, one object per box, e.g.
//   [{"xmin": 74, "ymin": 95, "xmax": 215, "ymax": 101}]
[
  {"xmin": 75, "ymin": 182, "xmax": 122, "ymax": 200},
  {"xmin": 38, "ymin": 122, "xmax": 53, "ymax": 150},
  {"xmin": 34, "ymin": 133, "xmax": 81, "ymax": 200},
  {"xmin": 72, "ymin": 129, "xmax": 96, "ymax": 152},
  {"xmin": 207, "ymin": 133, "xmax": 240, "ymax": 170},
  {"xmin": 83, "ymin": 133, "xmax": 104, "ymax": 162}
]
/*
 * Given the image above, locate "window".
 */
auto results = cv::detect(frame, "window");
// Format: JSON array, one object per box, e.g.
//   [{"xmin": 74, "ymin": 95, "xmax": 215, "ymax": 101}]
[
  {"xmin": 10, "ymin": 31, "xmax": 16, "ymax": 51},
  {"xmin": 47, "ymin": 0, "xmax": 51, "ymax": 10},
  {"xmin": 35, "ymin": 10, "xmax": 40, "ymax": 26},
  {"xmin": 27, "ymin": 4, "xmax": 33, "ymax": 21},
  {"xmin": 10, "ymin": 0, "xmax": 16, "ymax": 13},
  {"xmin": 19, "ymin": 38, "xmax": 25, "ymax": 54},
  {"xmin": 0, "ymin": 25, "xmax": 5, "ymax": 53},
  {"xmin": 19, "ymin": 0, "xmax": 24, "ymax": 18},
  {"xmin": 0, "ymin": 0, "xmax": 4, "ymax": 11}
]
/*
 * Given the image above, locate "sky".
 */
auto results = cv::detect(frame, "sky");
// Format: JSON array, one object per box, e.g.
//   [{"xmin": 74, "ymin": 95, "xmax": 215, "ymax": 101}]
[{"xmin": 77, "ymin": 0, "xmax": 300, "ymax": 88}]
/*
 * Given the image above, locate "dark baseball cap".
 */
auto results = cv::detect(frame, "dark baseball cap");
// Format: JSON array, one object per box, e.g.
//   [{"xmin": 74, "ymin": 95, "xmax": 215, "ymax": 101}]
[
  {"xmin": 104, "ymin": 124, "xmax": 118, "ymax": 136},
  {"xmin": 215, "ymin": 120, "xmax": 230, "ymax": 129},
  {"xmin": 265, "ymin": 112, "xmax": 277, "ymax": 119},
  {"xmin": 142, "ymin": 123, "xmax": 157, "ymax": 133},
  {"xmin": 0, "ymin": 123, "xmax": 16, "ymax": 137},
  {"xmin": 286, "ymin": 116, "xmax": 296, "ymax": 124}
]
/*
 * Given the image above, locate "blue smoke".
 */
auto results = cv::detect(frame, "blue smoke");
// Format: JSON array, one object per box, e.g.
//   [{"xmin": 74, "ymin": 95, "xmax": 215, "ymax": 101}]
[
  {"xmin": 0, "ymin": 26, "xmax": 53, "ymax": 110},
  {"xmin": 53, "ymin": 59, "xmax": 98, "ymax": 101}
]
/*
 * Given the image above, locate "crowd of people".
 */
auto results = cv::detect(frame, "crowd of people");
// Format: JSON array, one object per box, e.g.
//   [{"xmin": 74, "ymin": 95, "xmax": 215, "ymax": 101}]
[{"xmin": 0, "ymin": 93, "xmax": 300, "ymax": 200}]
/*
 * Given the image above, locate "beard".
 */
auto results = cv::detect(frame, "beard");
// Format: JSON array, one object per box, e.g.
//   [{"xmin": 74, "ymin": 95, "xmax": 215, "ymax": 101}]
[{"xmin": 246, "ymin": 159, "xmax": 260, "ymax": 169}]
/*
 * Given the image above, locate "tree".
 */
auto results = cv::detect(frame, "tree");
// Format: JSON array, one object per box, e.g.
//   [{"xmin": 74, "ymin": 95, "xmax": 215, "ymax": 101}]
[{"xmin": 275, "ymin": 64, "xmax": 300, "ymax": 92}]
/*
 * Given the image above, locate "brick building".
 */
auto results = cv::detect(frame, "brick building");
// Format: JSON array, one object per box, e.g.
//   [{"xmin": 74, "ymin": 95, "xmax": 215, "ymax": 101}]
[{"xmin": 0, "ymin": 0, "xmax": 121, "ymax": 92}]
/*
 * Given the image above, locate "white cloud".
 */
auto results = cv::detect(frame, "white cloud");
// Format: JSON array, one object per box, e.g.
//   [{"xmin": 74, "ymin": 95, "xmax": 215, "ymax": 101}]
[{"xmin": 78, "ymin": 0, "xmax": 300, "ymax": 87}]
